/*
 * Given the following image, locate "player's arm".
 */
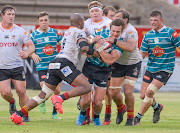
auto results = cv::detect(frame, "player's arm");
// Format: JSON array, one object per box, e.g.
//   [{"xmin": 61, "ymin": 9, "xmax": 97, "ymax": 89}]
[
  {"xmin": 104, "ymin": 37, "xmax": 136, "ymax": 52},
  {"xmin": 31, "ymin": 53, "xmax": 42, "ymax": 64},
  {"xmin": 140, "ymin": 51, "xmax": 146, "ymax": 59},
  {"xmin": 78, "ymin": 38, "xmax": 99, "ymax": 57},
  {"xmin": 19, "ymin": 39, "xmax": 35, "ymax": 59},
  {"xmin": 94, "ymin": 41, "xmax": 121, "ymax": 65}
]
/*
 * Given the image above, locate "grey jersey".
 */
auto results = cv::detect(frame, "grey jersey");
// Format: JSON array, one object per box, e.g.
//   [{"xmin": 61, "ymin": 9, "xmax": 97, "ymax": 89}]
[
  {"xmin": 56, "ymin": 27, "xmax": 86, "ymax": 67},
  {"xmin": 116, "ymin": 23, "xmax": 142, "ymax": 65},
  {"xmin": 0, "ymin": 23, "xmax": 30, "ymax": 69}
]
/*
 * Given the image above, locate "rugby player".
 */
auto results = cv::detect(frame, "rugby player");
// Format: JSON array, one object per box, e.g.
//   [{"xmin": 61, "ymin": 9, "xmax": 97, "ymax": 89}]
[
  {"xmin": 0, "ymin": 5, "xmax": 35, "ymax": 122},
  {"xmin": 134, "ymin": 10, "xmax": 180, "ymax": 125},
  {"xmin": 30, "ymin": 11, "xmax": 62, "ymax": 119}
]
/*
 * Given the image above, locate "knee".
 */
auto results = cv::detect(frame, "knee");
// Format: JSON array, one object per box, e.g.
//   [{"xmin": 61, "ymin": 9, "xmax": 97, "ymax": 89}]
[
  {"xmin": 124, "ymin": 89, "xmax": 133, "ymax": 97},
  {"xmin": 1, "ymin": 90, "xmax": 11, "ymax": 98},
  {"xmin": 146, "ymin": 90, "xmax": 154, "ymax": 98},
  {"xmin": 94, "ymin": 99, "xmax": 102, "ymax": 108},
  {"xmin": 16, "ymin": 89, "xmax": 26, "ymax": 96},
  {"xmin": 140, "ymin": 94, "xmax": 145, "ymax": 100}
]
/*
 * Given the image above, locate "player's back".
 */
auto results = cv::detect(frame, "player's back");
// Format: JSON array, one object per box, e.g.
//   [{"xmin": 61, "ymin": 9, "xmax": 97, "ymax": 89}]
[{"xmin": 57, "ymin": 27, "xmax": 86, "ymax": 66}]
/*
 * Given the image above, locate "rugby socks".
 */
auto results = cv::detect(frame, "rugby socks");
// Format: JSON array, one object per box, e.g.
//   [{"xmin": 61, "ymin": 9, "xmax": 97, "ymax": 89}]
[
  {"xmin": 80, "ymin": 109, "xmax": 86, "ymax": 116},
  {"xmin": 117, "ymin": 104, "xmax": 126, "ymax": 113},
  {"xmin": 105, "ymin": 104, "xmax": 111, "ymax": 114},
  {"xmin": 16, "ymin": 106, "xmax": 28, "ymax": 117},
  {"xmin": 52, "ymin": 104, "xmax": 57, "ymax": 114},
  {"xmin": 9, "ymin": 98, "xmax": 15, "ymax": 104},
  {"xmin": 86, "ymin": 105, "xmax": 90, "ymax": 118},
  {"xmin": 127, "ymin": 109, "xmax": 134, "ymax": 119},
  {"xmin": 136, "ymin": 112, "xmax": 143, "ymax": 119},
  {"xmin": 94, "ymin": 111, "xmax": 100, "ymax": 119},
  {"xmin": 152, "ymin": 101, "xmax": 159, "ymax": 111},
  {"xmin": 59, "ymin": 92, "xmax": 69, "ymax": 101}
]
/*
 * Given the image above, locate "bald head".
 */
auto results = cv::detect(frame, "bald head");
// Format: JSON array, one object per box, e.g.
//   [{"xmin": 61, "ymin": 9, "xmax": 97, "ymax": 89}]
[{"xmin": 70, "ymin": 13, "xmax": 84, "ymax": 29}]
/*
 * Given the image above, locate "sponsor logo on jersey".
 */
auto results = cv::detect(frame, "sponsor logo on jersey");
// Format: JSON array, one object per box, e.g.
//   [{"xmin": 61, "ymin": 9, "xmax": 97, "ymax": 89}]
[
  {"xmin": 4, "ymin": 35, "xmax": 9, "ymax": 38},
  {"xmin": 43, "ymin": 44, "xmax": 55, "ymax": 55},
  {"xmin": 49, "ymin": 63, "xmax": 61, "ymax": 69},
  {"xmin": 61, "ymin": 66, "xmax": 72, "ymax": 77},
  {"xmin": 0, "ymin": 42, "xmax": 18, "ymax": 47},
  {"xmin": 144, "ymin": 75, "xmax": 150, "ymax": 80},
  {"xmin": 152, "ymin": 46, "xmax": 164, "ymax": 57},
  {"xmin": 11, "ymin": 35, "xmax": 16, "ymax": 39},
  {"xmin": 172, "ymin": 31, "xmax": 178, "ymax": 39},
  {"xmin": 148, "ymin": 39, "xmax": 153, "ymax": 42},
  {"xmin": 129, "ymin": 31, "xmax": 133, "ymax": 34},
  {"xmin": 41, "ymin": 75, "xmax": 46, "ymax": 79},
  {"xmin": 64, "ymin": 32, "xmax": 71, "ymax": 37},
  {"xmin": 37, "ymin": 39, "xmax": 43, "ymax": 43}
]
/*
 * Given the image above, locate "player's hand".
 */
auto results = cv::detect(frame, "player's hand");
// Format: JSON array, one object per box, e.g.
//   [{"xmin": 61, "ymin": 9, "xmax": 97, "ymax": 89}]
[
  {"xmin": 19, "ymin": 51, "xmax": 29, "ymax": 59},
  {"xmin": 104, "ymin": 37, "xmax": 114, "ymax": 44},
  {"xmin": 31, "ymin": 53, "xmax": 41, "ymax": 64},
  {"xmin": 94, "ymin": 35, "xmax": 102, "ymax": 42},
  {"xmin": 82, "ymin": 28, "xmax": 87, "ymax": 33},
  {"xmin": 94, "ymin": 39, "xmax": 104, "ymax": 49}
]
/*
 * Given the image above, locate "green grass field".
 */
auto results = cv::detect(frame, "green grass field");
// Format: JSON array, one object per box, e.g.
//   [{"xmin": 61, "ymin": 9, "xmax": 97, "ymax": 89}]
[{"xmin": 0, "ymin": 89, "xmax": 180, "ymax": 133}]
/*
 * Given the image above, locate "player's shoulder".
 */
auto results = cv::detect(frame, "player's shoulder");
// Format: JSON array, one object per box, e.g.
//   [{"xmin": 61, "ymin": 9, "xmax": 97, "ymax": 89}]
[
  {"xmin": 126, "ymin": 23, "xmax": 137, "ymax": 33},
  {"xmin": 14, "ymin": 24, "xmax": 26, "ymax": 32}
]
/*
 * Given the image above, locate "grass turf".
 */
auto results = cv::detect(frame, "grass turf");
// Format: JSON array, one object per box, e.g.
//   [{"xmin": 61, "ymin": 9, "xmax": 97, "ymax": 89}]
[{"xmin": 0, "ymin": 89, "xmax": 180, "ymax": 133}]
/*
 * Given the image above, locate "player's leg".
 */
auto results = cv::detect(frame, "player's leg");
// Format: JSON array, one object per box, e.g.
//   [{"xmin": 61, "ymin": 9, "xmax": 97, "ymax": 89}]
[
  {"xmin": 0, "ymin": 69, "xmax": 17, "ymax": 115},
  {"xmin": 93, "ymin": 85, "xmax": 106, "ymax": 126},
  {"xmin": 123, "ymin": 77, "xmax": 137, "ymax": 126},
  {"xmin": 37, "ymin": 70, "xmax": 47, "ymax": 114},
  {"xmin": 103, "ymin": 75, "xmax": 112, "ymax": 125},
  {"xmin": 134, "ymin": 79, "xmax": 164, "ymax": 125},
  {"xmin": 11, "ymin": 67, "xmax": 30, "ymax": 122},
  {"xmin": 109, "ymin": 77, "xmax": 126, "ymax": 125},
  {"xmin": 52, "ymin": 82, "xmax": 62, "ymax": 119},
  {"xmin": 10, "ymin": 82, "xmax": 57, "ymax": 125}
]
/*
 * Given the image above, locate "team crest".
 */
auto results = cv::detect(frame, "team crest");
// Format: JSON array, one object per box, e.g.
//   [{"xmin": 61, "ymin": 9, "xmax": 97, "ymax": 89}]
[
  {"xmin": 152, "ymin": 46, "xmax": 164, "ymax": 57},
  {"xmin": 43, "ymin": 44, "xmax": 55, "ymax": 55},
  {"xmin": 44, "ymin": 37, "xmax": 49, "ymax": 42},
  {"xmin": 133, "ymin": 67, "xmax": 138, "ymax": 76},
  {"xmin": 154, "ymin": 38, "xmax": 159, "ymax": 43}
]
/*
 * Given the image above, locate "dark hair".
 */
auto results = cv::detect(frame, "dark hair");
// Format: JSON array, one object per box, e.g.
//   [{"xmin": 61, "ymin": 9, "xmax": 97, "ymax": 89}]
[
  {"xmin": 103, "ymin": 6, "xmax": 116, "ymax": 16},
  {"xmin": 150, "ymin": 10, "xmax": 162, "ymax": 18},
  {"xmin": 1, "ymin": 5, "xmax": 15, "ymax": 15},
  {"xmin": 37, "ymin": 11, "xmax": 49, "ymax": 19},
  {"xmin": 110, "ymin": 18, "xmax": 125, "ymax": 32},
  {"xmin": 115, "ymin": 9, "xmax": 130, "ymax": 23}
]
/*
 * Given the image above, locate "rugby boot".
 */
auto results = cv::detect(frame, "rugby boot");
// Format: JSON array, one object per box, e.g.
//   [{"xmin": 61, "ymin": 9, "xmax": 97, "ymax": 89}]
[
  {"xmin": 116, "ymin": 106, "xmax": 127, "ymax": 125},
  {"xmin": 134, "ymin": 116, "xmax": 141, "ymax": 125},
  {"xmin": 94, "ymin": 118, "xmax": 102, "ymax": 126},
  {"xmin": 153, "ymin": 104, "xmax": 163, "ymax": 123},
  {"xmin": 103, "ymin": 113, "xmax": 111, "ymax": 125},
  {"xmin": 76, "ymin": 113, "xmax": 86, "ymax": 126},
  {"xmin": 23, "ymin": 116, "xmax": 30, "ymax": 122},
  {"xmin": 39, "ymin": 101, "xmax": 46, "ymax": 114},
  {"xmin": 10, "ymin": 112, "xmax": 25, "ymax": 125},
  {"xmin": 9, "ymin": 98, "xmax": 17, "ymax": 115},
  {"xmin": 52, "ymin": 113, "xmax": 61, "ymax": 119},
  {"xmin": 124, "ymin": 117, "xmax": 134, "ymax": 126},
  {"xmin": 51, "ymin": 95, "xmax": 64, "ymax": 114},
  {"xmin": 83, "ymin": 116, "xmax": 90, "ymax": 125}
]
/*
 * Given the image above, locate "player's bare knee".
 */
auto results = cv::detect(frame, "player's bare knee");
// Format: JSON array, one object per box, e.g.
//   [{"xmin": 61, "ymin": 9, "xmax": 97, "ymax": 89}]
[
  {"xmin": 1, "ymin": 91, "xmax": 11, "ymax": 98},
  {"xmin": 140, "ymin": 94, "xmax": 145, "ymax": 100},
  {"xmin": 124, "ymin": 89, "xmax": 133, "ymax": 97},
  {"xmin": 94, "ymin": 100, "xmax": 102, "ymax": 108}
]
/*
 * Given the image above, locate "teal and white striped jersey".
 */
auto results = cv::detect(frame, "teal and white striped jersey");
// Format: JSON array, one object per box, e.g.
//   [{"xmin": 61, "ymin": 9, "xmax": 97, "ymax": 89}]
[
  {"xmin": 87, "ymin": 28, "xmax": 123, "ymax": 67},
  {"xmin": 141, "ymin": 26, "xmax": 180, "ymax": 73},
  {"xmin": 31, "ymin": 27, "xmax": 62, "ymax": 71}
]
